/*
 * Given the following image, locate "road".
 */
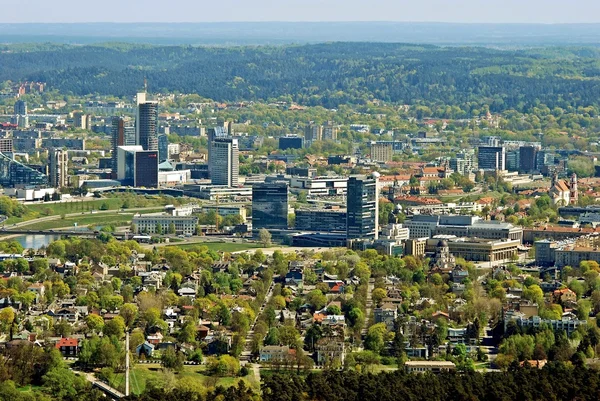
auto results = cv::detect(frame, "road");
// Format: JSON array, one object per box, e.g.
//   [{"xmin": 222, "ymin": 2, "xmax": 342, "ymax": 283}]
[
  {"xmin": 3, "ymin": 206, "xmax": 161, "ymax": 230},
  {"xmin": 241, "ymin": 281, "xmax": 275, "ymax": 366},
  {"xmin": 361, "ymin": 278, "xmax": 375, "ymax": 339}
]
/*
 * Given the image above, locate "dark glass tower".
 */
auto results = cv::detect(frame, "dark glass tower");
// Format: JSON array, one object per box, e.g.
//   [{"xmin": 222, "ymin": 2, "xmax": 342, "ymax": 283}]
[
  {"xmin": 346, "ymin": 174, "xmax": 379, "ymax": 240},
  {"xmin": 252, "ymin": 182, "xmax": 288, "ymax": 231}
]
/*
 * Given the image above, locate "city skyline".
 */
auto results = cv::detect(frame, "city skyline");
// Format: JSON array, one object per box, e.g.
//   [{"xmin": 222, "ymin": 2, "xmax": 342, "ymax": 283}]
[{"xmin": 3, "ymin": 0, "xmax": 600, "ymax": 24}]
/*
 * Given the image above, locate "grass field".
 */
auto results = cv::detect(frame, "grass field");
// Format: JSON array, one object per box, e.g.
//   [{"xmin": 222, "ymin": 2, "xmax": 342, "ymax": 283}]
[
  {"xmin": 108, "ymin": 364, "xmax": 257, "ymax": 395},
  {"xmin": 172, "ymin": 242, "xmax": 264, "ymax": 253},
  {"xmin": 5, "ymin": 195, "xmax": 174, "ymax": 225},
  {"xmin": 26, "ymin": 209, "xmax": 164, "ymax": 230}
]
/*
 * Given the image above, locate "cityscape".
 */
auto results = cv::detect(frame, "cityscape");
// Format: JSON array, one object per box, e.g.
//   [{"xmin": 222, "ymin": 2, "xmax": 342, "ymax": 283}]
[{"xmin": 1, "ymin": 5, "xmax": 600, "ymax": 401}]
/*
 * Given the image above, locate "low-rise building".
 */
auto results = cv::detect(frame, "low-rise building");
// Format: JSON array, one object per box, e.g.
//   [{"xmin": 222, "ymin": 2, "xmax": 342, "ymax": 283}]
[
  {"xmin": 295, "ymin": 208, "xmax": 347, "ymax": 232},
  {"xmin": 133, "ymin": 213, "xmax": 198, "ymax": 235},
  {"xmin": 404, "ymin": 361, "xmax": 456, "ymax": 374}
]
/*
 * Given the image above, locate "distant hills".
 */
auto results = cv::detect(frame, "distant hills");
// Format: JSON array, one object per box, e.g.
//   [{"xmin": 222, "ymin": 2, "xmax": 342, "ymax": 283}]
[
  {"xmin": 2, "ymin": 22, "xmax": 600, "ymax": 46},
  {"xmin": 2, "ymin": 42, "xmax": 600, "ymax": 111}
]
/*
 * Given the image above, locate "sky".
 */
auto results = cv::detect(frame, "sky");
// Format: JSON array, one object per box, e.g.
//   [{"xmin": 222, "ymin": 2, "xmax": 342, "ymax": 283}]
[{"xmin": 3, "ymin": 0, "xmax": 600, "ymax": 24}]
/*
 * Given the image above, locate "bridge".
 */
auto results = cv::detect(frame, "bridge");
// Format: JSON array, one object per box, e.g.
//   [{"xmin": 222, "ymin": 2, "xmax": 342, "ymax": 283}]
[
  {"xmin": 91, "ymin": 379, "xmax": 125, "ymax": 399},
  {"xmin": 74, "ymin": 370, "xmax": 125, "ymax": 400}
]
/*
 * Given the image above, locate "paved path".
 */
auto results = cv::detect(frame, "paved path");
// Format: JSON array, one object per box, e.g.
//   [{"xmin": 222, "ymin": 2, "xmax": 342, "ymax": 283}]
[{"xmin": 75, "ymin": 370, "xmax": 125, "ymax": 399}]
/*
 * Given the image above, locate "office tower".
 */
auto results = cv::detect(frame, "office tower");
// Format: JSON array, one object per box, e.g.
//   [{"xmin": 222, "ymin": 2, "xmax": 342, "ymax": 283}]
[
  {"xmin": 136, "ymin": 92, "xmax": 159, "ymax": 151},
  {"xmin": 48, "ymin": 148, "xmax": 68, "ymax": 188},
  {"xmin": 347, "ymin": 173, "xmax": 379, "ymax": 240},
  {"xmin": 519, "ymin": 146, "xmax": 538, "ymax": 173},
  {"xmin": 210, "ymin": 137, "xmax": 239, "ymax": 187},
  {"xmin": 207, "ymin": 126, "xmax": 229, "ymax": 173},
  {"xmin": 506, "ymin": 149, "xmax": 520, "ymax": 171},
  {"xmin": 370, "ymin": 142, "xmax": 393, "ymax": 162},
  {"xmin": 14, "ymin": 100, "xmax": 27, "ymax": 116},
  {"xmin": 252, "ymin": 182, "xmax": 289, "ymax": 231},
  {"xmin": 158, "ymin": 133, "xmax": 169, "ymax": 162},
  {"xmin": 477, "ymin": 146, "xmax": 506, "ymax": 171},
  {"xmin": 322, "ymin": 121, "xmax": 338, "ymax": 141},
  {"xmin": 134, "ymin": 151, "xmax": 159, "ymax": 188},
  {"xmin": 305, "ymin": 122, "xmax": 322, "ymax": 144},
  {"xmin": 117, "ymin": 146, "xmax": 143, "ymax": 184},
  {"xmin": 117, "ymin": 145, "xmax": 158, "ymax": 188},
  {"xmin": 279, "ymin": 136, "xmax": 304, "ymax": 150},
  {"xmin": 111, "ymin": 116, "xmax": 135, "ymax": 175}
]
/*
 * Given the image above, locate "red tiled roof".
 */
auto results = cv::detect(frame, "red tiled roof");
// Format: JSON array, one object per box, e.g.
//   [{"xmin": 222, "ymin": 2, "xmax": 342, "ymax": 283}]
[{"xmin": 56, "ymin": 338, "xmax": 78, "ymax": 348}]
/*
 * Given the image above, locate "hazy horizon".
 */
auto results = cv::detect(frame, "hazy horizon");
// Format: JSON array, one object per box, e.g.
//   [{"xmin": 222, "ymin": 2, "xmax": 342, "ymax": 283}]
[{"xmin": 4, "ymin": 0, "xmax": 600, "ymax": 24}]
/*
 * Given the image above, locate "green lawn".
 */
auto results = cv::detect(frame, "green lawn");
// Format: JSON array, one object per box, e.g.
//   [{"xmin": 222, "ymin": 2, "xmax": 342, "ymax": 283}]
[
  {"xmin": 28, "ymin": 210, "xmax": 163, "ymax": 230},
  {"xmin": 173, "ymin": 242, "xmax": 264, "ymax": 253},
  {"xmin": 5, "ymin": 194, "xmax": 175, "ymax": 225},
  {"xmin": 108, "ymin": 364, "xmax": 256, "ymax": 395},
  {"xmin": 5, "ymin": 198, "xmax": 126, "ymax": 224}
]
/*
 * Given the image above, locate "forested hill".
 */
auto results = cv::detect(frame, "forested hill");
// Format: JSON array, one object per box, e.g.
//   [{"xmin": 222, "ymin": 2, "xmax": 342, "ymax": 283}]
[{"xmin": 3, "ymin": 42, "xmax": 600, "ymax": 111}]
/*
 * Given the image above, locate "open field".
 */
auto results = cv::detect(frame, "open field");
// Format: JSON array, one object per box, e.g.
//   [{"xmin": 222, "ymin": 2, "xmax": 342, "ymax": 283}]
[
  {"xmin": 171, "ymin": 242, "xmax": 264, "ymax": 253},
  {"xmin": 107, "ymin": 364, "xmax": 258, "ymax": 395}
]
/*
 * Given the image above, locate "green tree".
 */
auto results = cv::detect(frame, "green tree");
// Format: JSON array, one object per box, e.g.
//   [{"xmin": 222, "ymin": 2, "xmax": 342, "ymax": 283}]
[{"xmin": 259, "ymin": 228, "xmax": 272, "ymax": 247}]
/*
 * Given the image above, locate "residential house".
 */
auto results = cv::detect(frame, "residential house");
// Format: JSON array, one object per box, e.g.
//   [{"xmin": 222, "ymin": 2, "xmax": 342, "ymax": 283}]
[
  {"xmin": 314, "ymin": 338, "xmax": 345, "ymax": 367},
  {"xmin": 374, "ymin": 303, "xmax": 397, "ymax": 331},
  {"xmin": 55, "ymin": 337, "xmax": 78, "ymax": 356},
  {"xmin": 136, "ymin": 341, "xmax": 155, "ymax": 358},
  {"xmin": 259, "ymin": 345, "xmax": 295, "ymax": 363},
  {"xmin": 147, "ymin": 332, "xmax": 164, "ymax": 345},
  {"xmin": 285, "ymin": 269, "xmax": 304, "ymax": 288},
  {"xmin": 553, "ymin": 288, "xmax": 577, "ymax": 304}
]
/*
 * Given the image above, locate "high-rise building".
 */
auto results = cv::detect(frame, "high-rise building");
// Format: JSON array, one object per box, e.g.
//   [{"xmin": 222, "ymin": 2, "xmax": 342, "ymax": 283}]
[
  {"xmin": 252, "ymin": 182, "xmax": 289, "ymax": 231},
  {"xmin": 48, "ymin": 148, "xmax": 68, "ymax": 188},
  {"xmin": 134, "ymin": 151, "xmax": 159, "ymax": 188},
  {"xmin": 72, "ymin": 111, "xmax": 91, "ymax": 130},
  {"xmin": 14, "ymin": 100, "xmax": 27, "ymax": 116},
  {"xmin": 111, "ymin": 116, "xmax": 135, "ymax": 176},
  {"xmin": 136, "ymin": 92, "xmax": 159, "ymax": 151},
  {"xmin": 305, "ymin": 123, "xmax": 322, "ymax": 144},
  {"xmin": 450, "ymin": 150, "xmax": 477, "ymax": 175},
  {"xmin": 322, "ymin": 121, "xmax": 338, "ymax": 141},
  {"xmin": 207, "ymin": 126, "xmax": 229, "ymax": 173},
  {"xmin": 506, "ymin": 149, "xmax": 520, "ymax": 171},
  {"xmin": 347, "ymin": 173, "xmax": 379, "ymax": 240},
  {"xmin": 477, "ymin": 146, "xmax": 506, "ymax": 171},
  {"xmin": 210, "ymin": 137, "xmax": 239, "ymax": 187},
  {"xmin": 117, "ymin": 145, "xmax": 158, "ymax": 188},
  {"xmin": 158, "ymin": 133, "xmax": 169, "ymax": 162},
  {"xmin": 519, "ymin": 146, "xmax": 538, "ymax": 173},
  {"xmin": 370, "ymin": 142, "xmax": 393, "ymax": 162}
]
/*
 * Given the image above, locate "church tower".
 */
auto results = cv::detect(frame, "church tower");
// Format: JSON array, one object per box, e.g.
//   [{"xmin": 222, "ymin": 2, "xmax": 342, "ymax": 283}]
[{"xmin": 570, "ymin": 173, "xmax": 578, "ymax": 205}]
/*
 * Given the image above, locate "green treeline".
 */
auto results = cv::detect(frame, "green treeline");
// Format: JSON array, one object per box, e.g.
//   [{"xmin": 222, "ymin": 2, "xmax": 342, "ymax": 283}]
[
  {"xmin": 120, "ymin": 365, "xmax": 600, "ymax": 401},
  {"xmin": 3, "ymin": 43, "xmax": 600, "ymax": 111}
]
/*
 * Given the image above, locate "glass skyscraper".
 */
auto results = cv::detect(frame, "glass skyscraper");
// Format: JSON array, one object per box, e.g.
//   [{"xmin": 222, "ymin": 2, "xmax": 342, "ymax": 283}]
[
  {"xmin": 252, "ymin": 182, "xmax": 288, "ymax": 231},
  {"xmin": 136, "ymin": 93, "xmax": 159, "ymax": 152},
  {"xmin": 346, "ymin": 174, "xmax": 379, "ymax": 240}
]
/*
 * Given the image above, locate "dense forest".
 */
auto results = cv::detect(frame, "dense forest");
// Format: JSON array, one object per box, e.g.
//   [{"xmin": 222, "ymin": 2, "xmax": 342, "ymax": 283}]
[
  {"xmin": 121, "ymin": 365, "xmax": 600, "ymax": 401},
  {"xmin": 2, "ymin": 43, "xmax": 600, "ymax": 110}
]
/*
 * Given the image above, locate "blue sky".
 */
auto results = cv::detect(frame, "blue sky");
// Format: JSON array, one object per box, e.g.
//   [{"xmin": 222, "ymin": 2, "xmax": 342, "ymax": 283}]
[{"xmin": 4, "ymin": 0, "xmax": 600, "ymax": 23}]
